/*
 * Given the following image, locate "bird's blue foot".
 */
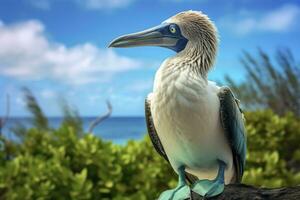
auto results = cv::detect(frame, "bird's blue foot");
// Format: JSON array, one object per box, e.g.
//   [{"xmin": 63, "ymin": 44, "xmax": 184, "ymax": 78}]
[
  {"xmin": 158, "ymin": 185, "xmax": 190, "ymax": 200},
  {"xmin": 191, "ymin": 160, "xmax": 226, "ymax": 198},
  {"xmin": 158, "ymin": 166, "xmax": 190, "ymax": 200},
  {"xmin": 191, "ymin": 178, "xmax": 224, "ymax": 198}
]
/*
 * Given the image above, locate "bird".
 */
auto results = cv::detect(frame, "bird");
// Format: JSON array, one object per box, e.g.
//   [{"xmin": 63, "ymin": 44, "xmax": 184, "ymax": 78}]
[{"xmin": 109, "ymin": 10, "xmax": 247, "ymax": 200}]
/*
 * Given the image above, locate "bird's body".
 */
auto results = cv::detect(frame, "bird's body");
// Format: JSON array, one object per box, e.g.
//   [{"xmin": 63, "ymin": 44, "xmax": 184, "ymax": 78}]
[
  {"xmin": 150, "ymin": 56, "xmax": 235, "ymax": 183},
  {"xmin": 109, "ymin": 10, "xmax": 247, "ymax": 199}
]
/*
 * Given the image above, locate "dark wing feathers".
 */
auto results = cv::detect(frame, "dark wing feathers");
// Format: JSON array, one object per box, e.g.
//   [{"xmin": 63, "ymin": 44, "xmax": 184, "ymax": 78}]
[
  {"xmin": 218, "ymin": 86, "xmax": 247, "ymax": 183},
  {"xmin": 145, "ymin": 98, "xmax": 169, "ymax": 161},
  {"xmin": 145, "ymin": 98, "xmax": 198, "ymax": 184}
]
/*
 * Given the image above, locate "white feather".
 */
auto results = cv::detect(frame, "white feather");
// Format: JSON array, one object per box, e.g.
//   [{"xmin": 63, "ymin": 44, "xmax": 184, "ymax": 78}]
[{"xmin": 150, "ymin": 57, "xmax": 235, "ymax": 184}]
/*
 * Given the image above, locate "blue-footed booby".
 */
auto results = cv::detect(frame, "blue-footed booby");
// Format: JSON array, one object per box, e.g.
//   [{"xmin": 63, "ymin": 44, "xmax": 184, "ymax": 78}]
[{"xmin": 109, "ymin": 10, "xmax": 247, "ymax": 200}]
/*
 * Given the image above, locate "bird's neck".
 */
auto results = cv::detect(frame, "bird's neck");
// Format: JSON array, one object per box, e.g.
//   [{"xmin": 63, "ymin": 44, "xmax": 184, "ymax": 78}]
[
  {"xmin": 167, "ymin": 44, "xmax": 213, "ymax": 78},
  {"xmin": 156, "ymin": 54, "xmax": 208, "ymax": 90},
  {"xmin": 153, "ymin": 54, "xmax": 209, "ymax": 104}
]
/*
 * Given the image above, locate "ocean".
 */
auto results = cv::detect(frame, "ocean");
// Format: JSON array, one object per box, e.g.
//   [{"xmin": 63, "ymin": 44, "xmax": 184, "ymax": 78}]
[{"xmin": 2, "ymin": 117, "xmax": 147, "ymax": 144}]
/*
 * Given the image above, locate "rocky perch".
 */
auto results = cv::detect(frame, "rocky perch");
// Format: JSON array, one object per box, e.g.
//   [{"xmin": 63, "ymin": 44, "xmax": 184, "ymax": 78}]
[{"xmin": 188, "ymin": 184, "xmax": 300, "ymax": 200}]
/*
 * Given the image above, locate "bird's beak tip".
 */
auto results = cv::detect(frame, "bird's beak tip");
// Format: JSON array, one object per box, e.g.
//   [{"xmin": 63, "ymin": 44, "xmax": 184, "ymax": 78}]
[
  {"xmin": 108, "ymin": 42, "xmax": 114, "ymax": 48},
  {"xmin": 108, "ymin": 37, "xmax": 122, "ymax": 48}
]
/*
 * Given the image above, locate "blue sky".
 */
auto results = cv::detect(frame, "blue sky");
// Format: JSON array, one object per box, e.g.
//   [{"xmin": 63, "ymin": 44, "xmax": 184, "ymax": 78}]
[{"xmin": 0, "ymin": 0, "xmax": 299, "ymax": 117}]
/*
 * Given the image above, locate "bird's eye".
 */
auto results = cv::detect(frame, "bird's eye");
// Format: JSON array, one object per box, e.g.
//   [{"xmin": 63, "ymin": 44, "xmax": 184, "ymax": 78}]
[{"xmin": 169, "ymin": 25, "xmax": 176, "ymax": 34}]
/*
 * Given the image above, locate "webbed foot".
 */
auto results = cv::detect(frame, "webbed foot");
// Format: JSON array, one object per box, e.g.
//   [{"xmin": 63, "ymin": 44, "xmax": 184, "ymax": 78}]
[
  {"xmin": 158, "ymin": 166, "xmax": 190, "ymax": 200},
  {"xmin": 191, "ymin": 160, "xmax": 226, "ymax": 198},
  {"xmin": 158, "ymin": 185, "xmax": 190, "ymax": 200},
  {"xmin": 191, "ymin": 178, "xmax": 224, "ymax": 197}
]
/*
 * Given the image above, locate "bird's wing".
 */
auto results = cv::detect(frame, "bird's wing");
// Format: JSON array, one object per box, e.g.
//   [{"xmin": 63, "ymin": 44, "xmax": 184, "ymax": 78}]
[
  {"xmin": 145, "ymin": 97, "xmax": 198, "ymax": 184},
  {"xmin": 145, "ymin": 97, "xmax": 169, "ymax": 161},
  {"xmin": 218, "ymin": 86, "xmax": 247, "ymax": 183}
]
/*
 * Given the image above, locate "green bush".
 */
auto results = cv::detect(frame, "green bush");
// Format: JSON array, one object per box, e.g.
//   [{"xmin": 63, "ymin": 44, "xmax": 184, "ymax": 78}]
[
  {"xmin": 0, "ymin": 110, "xmax": 299, "ymax": 199},
  {"xmin": 0, "ymin": 124, "xmax": 175, "ymax": 200},
  {"xmin": 243, "ymin": 110, "xmax": 300, "ymax": 187}
]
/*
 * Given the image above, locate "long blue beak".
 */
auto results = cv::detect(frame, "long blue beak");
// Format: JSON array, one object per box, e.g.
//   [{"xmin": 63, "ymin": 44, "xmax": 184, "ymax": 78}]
[{"xmin": 109, "ymin": 24, "xmax": 179, "ymax": 48}]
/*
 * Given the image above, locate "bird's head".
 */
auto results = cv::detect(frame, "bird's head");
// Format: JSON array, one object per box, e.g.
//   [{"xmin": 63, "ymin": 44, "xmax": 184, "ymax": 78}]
[{"xmin": 109, "ymin": 10, "xmax": 218, "ymax": 71}]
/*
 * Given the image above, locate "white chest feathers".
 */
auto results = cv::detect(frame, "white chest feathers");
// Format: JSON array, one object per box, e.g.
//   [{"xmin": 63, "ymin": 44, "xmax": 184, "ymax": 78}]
[{"xmin": 149, "ymin": 62, "xmax": 234, "ymax": 182}]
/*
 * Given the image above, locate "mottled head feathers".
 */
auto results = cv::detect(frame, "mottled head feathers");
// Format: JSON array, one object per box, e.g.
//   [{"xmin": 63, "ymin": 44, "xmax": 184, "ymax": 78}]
[{"xmin": 166, "ymin": 10, "xmax": 219, "ymax": 75}]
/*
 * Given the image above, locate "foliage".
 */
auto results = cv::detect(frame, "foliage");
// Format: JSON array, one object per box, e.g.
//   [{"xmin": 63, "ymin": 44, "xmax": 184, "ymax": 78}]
[
  {"xmin": 0, "ymin": 128, "xmax": 175, "ymax": 200},
  {"xmin": 226, "ymin": 49, "xmax": 300, "ymax": 117},
  {"xmin": 21, "ymin": 87, "xmax": 49, "ymax": 130},
  {"xmin": 243, "ymin": 110, "xmax": 300, "ymax": 187},
  {"xmin": 0, "ymin": 94, "xmax": 10, "ymax": 135},
  {"xmin": 0, "ymin": 110, "xmax": 299, "ymax": 199},
  {"xmin": 60, "ymin": 100, "xmax": 84, "ymax": 137},
  {"xmin": 0, "ymin": 88, "xmax": 299, "ymax": 199}
]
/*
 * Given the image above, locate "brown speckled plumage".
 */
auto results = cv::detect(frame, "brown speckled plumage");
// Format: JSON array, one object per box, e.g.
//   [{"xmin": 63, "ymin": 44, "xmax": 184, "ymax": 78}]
[{"xmin": 166, "ymin": 10, "xmax": 219, "ymax": 77}]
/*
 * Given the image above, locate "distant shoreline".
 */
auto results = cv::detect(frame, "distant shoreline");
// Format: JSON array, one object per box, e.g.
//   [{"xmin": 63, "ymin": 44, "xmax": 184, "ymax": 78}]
[{"xmin": 1, "ymin": 117, "xmax": 147, "ymax": 144}]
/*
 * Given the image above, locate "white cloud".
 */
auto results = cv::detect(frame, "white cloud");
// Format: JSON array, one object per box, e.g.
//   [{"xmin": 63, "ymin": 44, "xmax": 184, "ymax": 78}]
[
  {"xmin": 126, "ymin": 80, "xmax": 152, "ymax": 92},
  {"xmin": 259, "ymin": 5, "xmax": 300, "ymax": 31},
  {"xmin": 26, "ymin": 0, "xmax": 135, "ymax": 10},
  {"xmin": 0, "ymin": 20, "xmax": 141, "ymax": 85},
  {"xmin": 219, "ymin": 4, "xmax": 300, "ymax": 35},
  {"xmin": 16, "ymin": 97, "xmax": 26, "ymax": 106},
  {"xmin": 40, "ymin": 89, "xmax": 57, "ymax": 99},
  {"xmin": 27, "ymin": 0, "xmax": 51, "ymax": 10},
  {"xmin": 77, "ymin": 0, "xmax": 135, "ymax": 10},
  {"xmin": 27, "ymin": 0, "xmax": 192, "ymax": 10}
]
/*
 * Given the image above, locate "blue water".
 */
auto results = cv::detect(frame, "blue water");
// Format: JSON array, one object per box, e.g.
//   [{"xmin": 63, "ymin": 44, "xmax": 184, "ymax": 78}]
[{"xmin": 2, "ymin": 117, "xmax": 147, "ymax": 144}]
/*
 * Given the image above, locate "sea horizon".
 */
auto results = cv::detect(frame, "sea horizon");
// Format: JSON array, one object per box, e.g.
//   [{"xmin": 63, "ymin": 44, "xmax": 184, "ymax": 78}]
[{"xmin": 2, "ymin": 116, "xmax": 147, "ymax": 145}]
